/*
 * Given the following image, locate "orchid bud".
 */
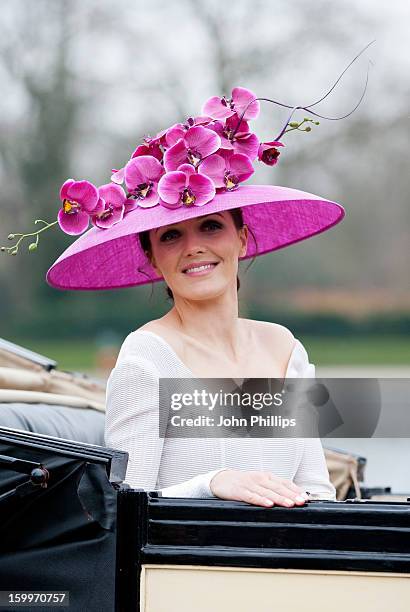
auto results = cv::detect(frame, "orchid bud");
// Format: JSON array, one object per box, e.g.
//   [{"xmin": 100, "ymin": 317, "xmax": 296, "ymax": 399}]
[
  {"xmin": 28, "ymin": 243, "xmax": 38, "ymax": 252},
  {"xmin": 289, "ymin": 121, "xmax": 299, "ymax": 128},
  {"xmin": 0, "ymin": 246, "xmax": 5, "ymax": 252},
  {"xmin": 8, "ymin": 234, "xmax": 15, "ymax": 240},
  {"xmin": 315, "ymin": 121, "xmax": 320, "ymax": 125},
  {"xmin": 305, "ymin": 126, "xmax": 312, "ymax": 132},
  {"xmin": 10, "ymin": 248, "xmax": 18, "ymax": 255}
]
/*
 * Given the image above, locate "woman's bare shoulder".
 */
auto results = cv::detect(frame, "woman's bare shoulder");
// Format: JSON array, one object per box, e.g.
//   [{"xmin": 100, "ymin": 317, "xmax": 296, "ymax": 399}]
[
  {"xmin": 243, "ymin": 319, "xmax": 296, "ymax": 355},
  {"xmin": 138, "ymin": 317, "xmax": 173, "ymax": 335},
  {"xmin": 137, "ymin": 319, "xmax": 163, "ymax": 334},
  {"xmin": 136, "ymin": 318, "xmax": 184, "ymax": 352}
]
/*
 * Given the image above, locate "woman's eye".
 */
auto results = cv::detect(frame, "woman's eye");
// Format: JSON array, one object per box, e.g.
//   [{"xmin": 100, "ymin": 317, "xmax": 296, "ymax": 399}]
[
  {"xmin": 202, "ymin": 220, "xmax": 223, "ymax": 231},
  {"xmin": 160, "ymin": 230, "xmax": 180, "ymax": 242},
  {"xmin": 159, "ymin": 220, "xmax": 222, "ymax": 242}
]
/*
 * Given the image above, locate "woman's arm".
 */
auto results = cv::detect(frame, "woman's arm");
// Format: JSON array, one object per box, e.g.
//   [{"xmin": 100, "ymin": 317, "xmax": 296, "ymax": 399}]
[
  {"xmin": 104, "ymin": 355, "xmax": 226, "ymax": 498},
  {"xmin": 290, "ymin": 339, "xmax": 336, "ymax": 500},
  {"xmin": 293, "ymin": 438, "xmax": 337, "ymax": 500}
]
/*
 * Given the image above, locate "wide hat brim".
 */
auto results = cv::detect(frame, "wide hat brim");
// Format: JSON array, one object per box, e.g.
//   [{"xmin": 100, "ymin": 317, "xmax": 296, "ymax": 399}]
[{"xmin": 46, "ymin": 185, "xmax": 344, "ymax": 291}]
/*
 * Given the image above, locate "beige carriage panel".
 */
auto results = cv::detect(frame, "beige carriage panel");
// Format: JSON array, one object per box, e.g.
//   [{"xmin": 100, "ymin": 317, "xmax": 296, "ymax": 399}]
[{"xmin": 141, "ymin": 564, "xmax": 410, "ymax": 612}]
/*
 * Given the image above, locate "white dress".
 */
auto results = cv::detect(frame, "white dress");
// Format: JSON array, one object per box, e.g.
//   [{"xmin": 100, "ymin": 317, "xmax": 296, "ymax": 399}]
[{"xmin": 104, "ymin": 329, "xmax": 336, "ymax": 500}]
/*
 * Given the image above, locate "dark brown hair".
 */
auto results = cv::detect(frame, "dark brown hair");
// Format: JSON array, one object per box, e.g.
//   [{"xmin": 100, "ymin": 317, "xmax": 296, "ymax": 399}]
[{"xmin": 139, "ymin": 208, "xmax": 257, "ymax": 301}]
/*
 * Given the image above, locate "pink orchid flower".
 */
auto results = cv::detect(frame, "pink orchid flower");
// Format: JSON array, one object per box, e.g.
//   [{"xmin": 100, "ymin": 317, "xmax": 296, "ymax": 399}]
[
  {"xmin": 158, "ymin": 164, "xmax": 216, "ymax": 209},
  {"xmin": 131, "ymin": 137, "xmax": 163, "ymax": 162},
  {"xmin": 184, "ymin": 115, "xmax": 213, "ymax": 128},
  {"xmin": 111, "ymin": 137, "xmax": 164, "ymax": 185},
  {"xmin": 165, "ymin": 116, "xmax": 213, "ymax": 148},
  {"xmin": 111, "ymin": 167, "xmax": 125, "ymax": 184},
  {"xmin": 163, "ymin": 125, "xmax": 221, "ymax": 171},
  {"xmin": 58, "ymin": 179, "xmax": 101, "ymax": 235},
  {"xmin": 164, "ymin": 123, "xmax": 187, "ymax": 148},
  {"xmin": 153, "ymin": 126, "xmax": 169, "ymax": 148},
  {"xmin": 124, "ymin": 155, "xmax": 164, "ymax": 208},
  {"xmin": 258, "ymin": 140, "xmax": 284, "ymax": 166},
  {"xmin": 202, "ymin": 87, "xmax": 260, "ymax": 122},
  {"xmin": 199, "ymin": 150, "xmax": 254, "ymax": 191},
  {"xmin": 211, "ymin": 114, "xmax": 259, "ymax": 160},
  {"xmin": 91, "ymin": 184, "xmax": 131, "ymax": 229}
]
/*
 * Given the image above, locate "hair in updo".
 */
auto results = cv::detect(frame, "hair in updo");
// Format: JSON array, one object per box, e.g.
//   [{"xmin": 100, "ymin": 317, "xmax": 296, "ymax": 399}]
[{"xmin": 138, "ymin": 208, "xmax": 257, "ymax": 301}]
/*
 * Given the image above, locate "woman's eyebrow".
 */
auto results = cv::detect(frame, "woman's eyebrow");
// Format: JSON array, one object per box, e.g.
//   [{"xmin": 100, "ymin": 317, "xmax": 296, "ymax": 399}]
[{"xmin": 155, "ymin": 213, "xmax": 224, "ymax": 233}]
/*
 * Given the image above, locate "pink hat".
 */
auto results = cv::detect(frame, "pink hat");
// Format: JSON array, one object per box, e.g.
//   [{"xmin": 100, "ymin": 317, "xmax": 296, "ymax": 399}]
[
  {"xmin": 4, "ymin": 77, "xmax": 366, "ymax": 290},
  {"xmin": 45, "ymin": 84, "xmax": 349, "ymax": 290},
  {"xmin": 46, "ymin": 184, "xmax": 344, "ymax": 290}
]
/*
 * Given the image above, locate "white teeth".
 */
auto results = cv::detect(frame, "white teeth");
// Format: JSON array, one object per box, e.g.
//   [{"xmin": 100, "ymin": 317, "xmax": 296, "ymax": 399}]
[{"xmin": 184, "ymin": 263, "xmax": 215, "ymax": 274}]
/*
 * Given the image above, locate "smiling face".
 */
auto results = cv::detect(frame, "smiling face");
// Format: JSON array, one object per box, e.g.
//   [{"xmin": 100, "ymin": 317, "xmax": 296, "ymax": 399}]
[{"xmin": 146, "ymin": 211, "xmax": 248, "ymax": 301}]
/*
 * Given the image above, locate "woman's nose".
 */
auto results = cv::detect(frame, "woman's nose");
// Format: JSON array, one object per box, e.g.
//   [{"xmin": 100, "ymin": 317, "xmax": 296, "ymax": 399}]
[{"xmin": 181, "ymin": 233, "xmax": 205, "ymax": 256}]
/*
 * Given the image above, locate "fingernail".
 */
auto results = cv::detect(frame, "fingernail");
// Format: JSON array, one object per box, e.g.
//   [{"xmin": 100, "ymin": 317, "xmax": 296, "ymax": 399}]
[
  {"xmin": 285, "ymin": 498, "xmax": 295, "ymax": 506},
  {"xmin": 296, "ymin": 495, "xmax": 306, "ymax": 503}
]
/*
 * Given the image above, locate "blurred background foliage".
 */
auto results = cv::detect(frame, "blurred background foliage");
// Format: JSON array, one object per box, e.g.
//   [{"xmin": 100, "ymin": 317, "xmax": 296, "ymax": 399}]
[{"xmin": 0, "ymin": 0, "xmax": 409, "ymax": 370}]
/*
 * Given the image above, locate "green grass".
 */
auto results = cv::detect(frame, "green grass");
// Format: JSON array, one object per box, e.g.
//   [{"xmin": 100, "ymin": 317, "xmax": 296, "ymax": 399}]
[
  {"xmin": 9, "ymin": 335, "xmax": 410, "ymax": 371},
  {"xmin": 301, "ymin": 336, "xmax": 410, "ymax": 366},
  {"xmin": 12, "ymin": 339, "xmax": 100, "ymax": 371}
]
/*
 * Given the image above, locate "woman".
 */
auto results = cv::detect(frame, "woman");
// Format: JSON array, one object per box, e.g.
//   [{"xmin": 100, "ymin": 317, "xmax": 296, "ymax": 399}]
[
  {"xmin": 106, "ymin": 207, "xmax": 337, "ymax": 507},
  {"xmin": 44, "ymin": 87, "xmax": 344, "ymax": 506}
]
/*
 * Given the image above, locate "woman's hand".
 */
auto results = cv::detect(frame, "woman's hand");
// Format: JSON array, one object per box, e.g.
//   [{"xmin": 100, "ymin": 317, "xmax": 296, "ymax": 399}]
[{"xmin": 209, "ymin": 469, "xmax": 309, "ymax": 508}]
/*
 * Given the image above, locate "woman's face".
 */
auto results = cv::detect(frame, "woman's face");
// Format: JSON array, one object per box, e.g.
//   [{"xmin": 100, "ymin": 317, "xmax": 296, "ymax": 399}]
[{"xmin": 147, "ymin": 211, "xmax": 248, "ymax": 301}]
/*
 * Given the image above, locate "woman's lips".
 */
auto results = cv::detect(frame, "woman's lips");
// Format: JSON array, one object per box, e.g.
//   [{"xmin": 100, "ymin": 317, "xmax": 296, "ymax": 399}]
[{"xmin": 183, "ymin": 262, "xmax": 219, "ymax": 276}]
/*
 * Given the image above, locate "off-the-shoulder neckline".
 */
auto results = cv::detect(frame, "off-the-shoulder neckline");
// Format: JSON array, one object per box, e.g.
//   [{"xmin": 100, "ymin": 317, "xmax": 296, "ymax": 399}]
[{"xmin": 133, "ymin": 329, "xmax": 303, "ymax": 380}]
